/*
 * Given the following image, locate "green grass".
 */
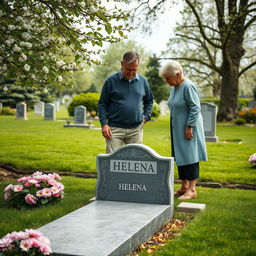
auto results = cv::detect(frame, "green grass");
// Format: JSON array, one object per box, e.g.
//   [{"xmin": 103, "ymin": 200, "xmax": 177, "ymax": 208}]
[
  {"xmin": 0, "ymin": 177, "xmax": 96, "ymax": 237},
  {"xmin": 138, "ymin": 186, "xmax": 256, "ymax": 256},
  {"xmin": 0, "ymin": 112, "xmax": 256, "ymax": 184}
]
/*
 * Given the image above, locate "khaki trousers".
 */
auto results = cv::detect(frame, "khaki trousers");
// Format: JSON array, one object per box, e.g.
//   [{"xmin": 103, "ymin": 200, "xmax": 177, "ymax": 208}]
[{"xmin": 106, "ymin": 124, "xmax": 144, "ymax": 154}]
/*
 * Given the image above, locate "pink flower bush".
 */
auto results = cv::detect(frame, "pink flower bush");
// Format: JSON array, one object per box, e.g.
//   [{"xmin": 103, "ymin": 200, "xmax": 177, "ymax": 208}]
[
  {"xmin": 248, "ymin": 153, "xmax": 256, "ymax": 167},
  {"xmin": 0, "ymin": 229, "xmax": 52, "ymax": 255},
  {"xmin": 3, "ymin": 172, "xmax": 64, "ymax": 209}
]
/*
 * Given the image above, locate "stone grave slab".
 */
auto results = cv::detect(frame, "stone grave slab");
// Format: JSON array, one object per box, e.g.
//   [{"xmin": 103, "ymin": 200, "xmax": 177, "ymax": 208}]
[
  {"xmin": 201, "ymin": 102, "xmax": 218, "ymax": 142},
  {"xmin": 38, "ymin": 200, "xmax": 173, "ymax": 256},
  {"xmin": 38, "ymin": 144, "xmax": 174, "ymax": 256},
  {"xmin": 177, "ymin": 202, "xmax": 206, "ymax": 213},
  {"xmin": 16, "ymin": 102, "xmax": 27, "ymax": 120}
]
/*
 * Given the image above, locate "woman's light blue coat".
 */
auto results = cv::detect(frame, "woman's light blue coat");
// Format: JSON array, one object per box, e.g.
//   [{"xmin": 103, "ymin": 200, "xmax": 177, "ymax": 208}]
[{"xmin": 168, "ymin": 79, "xmax": 208, "ymax": 166}]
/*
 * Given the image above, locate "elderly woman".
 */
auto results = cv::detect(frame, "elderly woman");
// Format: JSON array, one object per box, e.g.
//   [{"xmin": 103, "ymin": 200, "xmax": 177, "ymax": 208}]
[{"xmin": 160, "ymin": 61, "xmax": 207, "ymax": 200}]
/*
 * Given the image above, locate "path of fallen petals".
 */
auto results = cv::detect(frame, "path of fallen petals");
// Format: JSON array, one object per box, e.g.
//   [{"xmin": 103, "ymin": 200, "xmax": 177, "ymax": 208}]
[{"xmin": 129, "ymin": 214, "xmax": 194, "ymax": 255}]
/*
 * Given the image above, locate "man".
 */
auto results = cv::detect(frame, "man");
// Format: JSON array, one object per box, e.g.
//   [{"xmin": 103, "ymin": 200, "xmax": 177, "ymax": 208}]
[{"xmin": 98, "ymin": 51, "xmax": 154, "ymax": 153}]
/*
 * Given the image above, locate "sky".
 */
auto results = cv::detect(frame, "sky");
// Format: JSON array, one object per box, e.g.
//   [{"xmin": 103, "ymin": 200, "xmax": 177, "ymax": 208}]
[{"xmin": 104, "ymin": 1, "xmax": 183, "ymax": 56}]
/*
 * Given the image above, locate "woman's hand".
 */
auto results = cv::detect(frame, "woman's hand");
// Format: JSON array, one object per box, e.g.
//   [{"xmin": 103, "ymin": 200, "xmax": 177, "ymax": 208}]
[{"xmin": 185, "ymin": 126, "xmax": 194, "ymax": 140}]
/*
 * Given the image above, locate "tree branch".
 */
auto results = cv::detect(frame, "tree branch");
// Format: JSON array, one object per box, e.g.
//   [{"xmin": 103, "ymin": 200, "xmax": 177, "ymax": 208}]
[{"xmin": 239, "ymin": 60, "xmax": 256, "ymax": 77}]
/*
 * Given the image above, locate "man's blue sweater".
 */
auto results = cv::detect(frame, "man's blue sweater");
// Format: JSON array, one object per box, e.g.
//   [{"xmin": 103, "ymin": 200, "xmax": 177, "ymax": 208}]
[{"xmin": 98, "ymin": 72, "xmax": 154, "ymax": 129}]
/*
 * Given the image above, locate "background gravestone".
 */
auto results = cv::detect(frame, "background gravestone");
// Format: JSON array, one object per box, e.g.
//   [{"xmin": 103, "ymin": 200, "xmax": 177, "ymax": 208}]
[
  {"xmin": 53, "ymin": 100, "xmax": 60, "ymax": 112},
  {"xmin": 34, "ymin": 101, "xmax": 44, "ymax": 116},
  {"xmin": 248, "ymin": 100, "xmax": 256, "ymax": 109},
  {"xmin": 16, "ymin": 102, "xmax": 27, "ymax": 120},
  {"xmin": 44, "ymin": 103, "xmax": 55, "ymax": 121},
  {"xmin": 74, "ymin": 105, "xmax": 86, "ymax": 124},
  {"xmin": 159, "ymin": 100, "xmax": 169, "ymax": 116},
  {"xmin": 0, "ymin": 103, "xmax": 2, "ymax": 109},
  {"xmin": 96, "ymin": 144, "xmax": 174, "ymax": 205},
  {"xmin": 201, "ymin": 102, "xmax": 218, "ymax": 142}
]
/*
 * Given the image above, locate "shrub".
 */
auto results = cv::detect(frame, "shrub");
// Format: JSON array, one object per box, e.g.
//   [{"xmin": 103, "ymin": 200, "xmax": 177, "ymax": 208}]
[
  {"xmin": 68, "ymin": 92, "xmax": 100, "ymax": 116},
  {"xmin": 239, "ymin": 107, "xmax": 256, "ymax": 123},
  {"xmin": 0, "ymin": 107, "xmax": 16, "ymax": 115},
  {"xmin": 151, "ymin": 101, "xmax": 160, "ymax": 119},
  {"xmin": 234, "ymin": 118, "xmax": 246, "ymax": 125}
]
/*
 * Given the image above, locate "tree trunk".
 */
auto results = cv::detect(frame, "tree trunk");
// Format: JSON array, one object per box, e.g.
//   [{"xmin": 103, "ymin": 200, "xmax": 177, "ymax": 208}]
[{"xmin": 217, "ymin": 59, "xmax": 240, "ymax": 121}]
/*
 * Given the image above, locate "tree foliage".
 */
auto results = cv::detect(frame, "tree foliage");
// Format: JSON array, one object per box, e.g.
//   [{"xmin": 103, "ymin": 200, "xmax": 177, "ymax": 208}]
[
  {"xmin": 0, "ymin": 0, "xmax": 130, "ymax": 88},
  {"xmin": 145, "ymin": 56, "xmax": 169, "ymax": 103},
  {"xmin": 131, "ymin": 0, "xmax": 256, "ymax": 121}
]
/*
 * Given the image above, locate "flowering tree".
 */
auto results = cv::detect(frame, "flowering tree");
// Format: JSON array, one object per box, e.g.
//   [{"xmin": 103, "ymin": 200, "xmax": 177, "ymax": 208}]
[{"xmin": 0, "ymin": 0, "xmax": 130, "ymax": 88}]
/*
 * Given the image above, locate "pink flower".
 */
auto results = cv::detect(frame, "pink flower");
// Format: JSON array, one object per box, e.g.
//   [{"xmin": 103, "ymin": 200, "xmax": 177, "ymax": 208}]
[
  {"xmin": 25, "ymin": 229, "xmax": 42, "ymax": 239},
  {"xmin": 36, "ymin": 190, "xmax": 43, "ymax": 197},
  {"xmin": 13, "ymin": 185, "xmax": 23, "ymax": 192},
  {"xmin": 18, "ymin": 176, "xmax": 30, "ymax": 183},
  {"xmin": 4, "ymin": 192, "xmax": 11, "ymax": 200},
  {"xmin": 4, "ymin": 184, "xmax": 13, "ymax": 192},
  {"xmin": 47, "ymin": 178, "xmax": 58, "ymax": 186},
  {"xmin": 41, "ymin": 188, "xmax": 52, "ymax": 198},
  {"xmin": 0, "ymin": 237, "xmax": 12, "ymax": 249},
  {"xmin": 25, "ymin": 194, "xmax": 37, "ymax": 205},
  {"xmin": 32, "ymin": 171, "xmax": 43, "ymax": 176},
  {"xmin": 20, "ymin": 239, "xmax": 32, "ymax": 252},
  {"xmin": 51, "ymin": 186, "xmax": 60, "ymax": 196}
]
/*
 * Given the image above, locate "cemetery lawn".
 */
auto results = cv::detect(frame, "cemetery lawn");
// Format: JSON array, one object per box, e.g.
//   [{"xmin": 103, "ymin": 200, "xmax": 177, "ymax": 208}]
[
  {"xmin": 0, "ymin": 111, "xmax": 256, "ymax": 184},
  {"xmin": 0, "ymin": 178, "xmax": 255, "ymax": 256}
]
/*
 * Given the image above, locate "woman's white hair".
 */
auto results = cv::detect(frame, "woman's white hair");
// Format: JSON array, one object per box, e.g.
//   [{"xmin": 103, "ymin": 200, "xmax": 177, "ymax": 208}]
[{"xmin": 159, "ymin": 60, "xmax": 183, "ymax": 77}]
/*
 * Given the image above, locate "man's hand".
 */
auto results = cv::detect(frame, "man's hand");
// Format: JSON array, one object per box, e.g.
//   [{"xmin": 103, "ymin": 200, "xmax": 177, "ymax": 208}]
[
  {"xmin": 185, "ymin": 126, "xmax": 194, "ymax": 140},
  {"xmin": 102, "ymin": 125, "xmax": 112, "ymax": 140}
]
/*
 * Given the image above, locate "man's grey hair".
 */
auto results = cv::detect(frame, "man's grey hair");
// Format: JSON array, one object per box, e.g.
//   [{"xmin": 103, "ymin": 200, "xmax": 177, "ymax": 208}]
[
  {"xmin": 159, "ymin": 60, "xmax": 183, "ymax": 77},
  {"xmin": 122, "ymin": 51, "xmax": 141, "ymax": 63}
]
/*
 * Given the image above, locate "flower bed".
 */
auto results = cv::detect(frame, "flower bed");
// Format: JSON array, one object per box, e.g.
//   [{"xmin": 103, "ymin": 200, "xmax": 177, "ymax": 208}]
[
  {"xmin": 0, "ymin": 229, "xmax": 52, "ymax": 255},
  {"xmin": 3, "ymin": 172, "xmax": 64, "ymax": 209}
]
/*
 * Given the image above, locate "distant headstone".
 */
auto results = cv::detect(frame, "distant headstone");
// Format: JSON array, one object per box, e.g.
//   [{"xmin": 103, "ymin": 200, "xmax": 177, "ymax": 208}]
[
  {"xmin": 201, "ymin": 102, "xmax": 219, "ymax": 142},
  {"xmin": 44, "ymin": 103, "xmax": 55, "ymax": 121},
  {"xmin": 159, "ymin": 100, "xmax": 169, "ymax": 116},
  {"xmin": 34, "ymin": 102, "xmax": 44, "ymax": 116},
  {"xmin": 248, "ymin": 100, "xmax": 256, "ymax": 109},
  {"xmin": 53, "ymin": 100, "xmax": 60, "ymax": 112},
  {"xmin": 16, "ymin": 102, "xmax": 27, "ymax": 120},
  {"xmin": 74, "ymin": 105, "xmax": 86, "ymax": 124},
  {"xmin": 96, "ymin": 144, "xmax": 174, "ymax": 205},
  {"xmin": 0, "ymin": 103, "xmax": 2, "ymax": 109},
  {"xmin": 64, "ymin": 105, "xmax": 93, "ymax": 128}
]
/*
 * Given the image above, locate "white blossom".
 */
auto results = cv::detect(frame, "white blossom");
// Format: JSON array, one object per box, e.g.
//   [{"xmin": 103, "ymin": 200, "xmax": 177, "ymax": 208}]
[
  {"xmin": 22, "ymin": 32, "xmax": 31, "ymax": 40},
  {"xmin": 6, "ymin": 39, "xmax": 14, "ymax": 47},
  {"xmin": 13, "ymin": 45, "xmax": 21, "ymax": 52},
  {"xmin": 19, "ymin": 53, "xmax": 27, "ymax": 62},
  {"xmin": 24, "ymin": 64, "xmax": 30, "ymax": 71},
  {"xmin": 57, "ymin": 76, "xmax": 63, "ymax": 82},
  {"xmin": 43, "ymin": 66, "xmax": 49, "ymax": 73},
  {"xmin": 8, "ymin": 25, "xmax": 16, "ymax": 31},
  {"xmin": 0, "ymin": 10, "xmax": 3, "ymax": 17},
  {"xmin": 16, "ymin": 16, "xmax": 24, "ymax": 23},
  {"xmin": 56, "ymin": 60, "xmax": 66, "ymax": 68}
]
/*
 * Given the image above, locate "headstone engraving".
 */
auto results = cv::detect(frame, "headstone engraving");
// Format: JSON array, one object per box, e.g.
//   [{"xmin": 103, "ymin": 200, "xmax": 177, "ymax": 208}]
[
  {"xmin": 159, "ymin": 100, "xmax": 169, "ymax": 116},
  {"xmin": 74, "ymin": 105, "xmax": 86, "ymax": 124},
  {"xmin": 201, "ymin": 102, "xmax": 218, "ymax": 142},
  {"xmin": 16, "ymin": 102, "xmax": 27, "ymax": 120},
  {"xmin": 44, "ymin": 103, "xmax": 55, "ymax": 121},
  {"xmin": 96, "ymin": 144, "xmax": 174, "ymax": 205},
  {"xmin": 34, "ymin": 101, "xmax": 44, "ymax": 116}
]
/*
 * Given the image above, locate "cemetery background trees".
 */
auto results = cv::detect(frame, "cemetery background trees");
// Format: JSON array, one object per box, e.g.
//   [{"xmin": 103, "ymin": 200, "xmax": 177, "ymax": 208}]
[
  {"xmin": 145, "ymin": 56, "xmax": 169, "ymax": 103},
  {"xmin": 131, "ymin": 0, "xmax": 256, "ymax": 121},
  {"xmin": 0, "ymin": 0, "xmax": 130, "ymax": 88}
]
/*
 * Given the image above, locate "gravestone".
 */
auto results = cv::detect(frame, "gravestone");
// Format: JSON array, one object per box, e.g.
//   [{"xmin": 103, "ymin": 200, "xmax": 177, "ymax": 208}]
[
  {"xmin": 53, "ymin": 100, "xmax": 60, "ymax": 112},
  {"xmin": 38, "ymin": 144, "xmax": 174, "ymax": 256},
  {"xmin": 64, "ymin": 105, "xmax": 92, "ymax": 128},
  {"xmin": 44, "ymin": 103, "xmax": 55, "ymax": 121},
  {"xmin": 159, "ymin": 100, "xmax": 169, "ymax": 116},
  {"xmin": 16, "ymin": 102, "xmax": 27, "ymax": 120},
  {"xmin": 201, "ymin": 102, "xmax": 219, "ymax": 142},
  {"xmin": 34, "ymin": 101, "xmax": 44, "ymax": 116},
  {"xmin": 248, "ymin": 100, "xmax": 256, "ymax": 109},
  {"xmin": 96, "ymin": 144, "xmax": 173, "ymax": 204},
  {"xmin": 0, "ymin": 103, "xmax": 2, "ymax": 109}
]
